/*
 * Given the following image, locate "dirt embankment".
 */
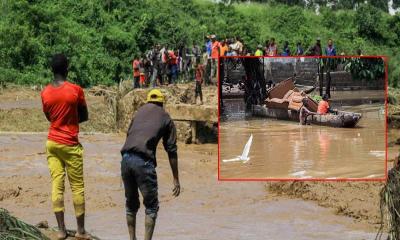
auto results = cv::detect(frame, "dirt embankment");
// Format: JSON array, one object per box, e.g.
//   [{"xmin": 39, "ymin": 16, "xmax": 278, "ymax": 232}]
[
  {"xmin": 112, "ymin": 81, "xmax": 217, "ymax": 143},
  {"xmin": 388, "ymin": 88, "xmax": 400, "ymax": 129},
  {"xmin": 0, "ymin": 85, "xmax": 115, "ymax": 133},
  {"xmin": 267, "ymin": 181, "xmax": 385, "ymax": 231}
]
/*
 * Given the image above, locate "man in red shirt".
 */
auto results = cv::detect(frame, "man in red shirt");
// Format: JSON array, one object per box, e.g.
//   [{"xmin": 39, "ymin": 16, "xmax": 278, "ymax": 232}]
[
  {"xmin": 132, "ymin": 57, "xmax": 141, "ymax": 88},
  {"xmin": 168, "ymin": 50, "xmax": 178, "ymax": 84},
  {"xmin": 41, "ymin": 54, "xmax": 90, "ymax": 240}
]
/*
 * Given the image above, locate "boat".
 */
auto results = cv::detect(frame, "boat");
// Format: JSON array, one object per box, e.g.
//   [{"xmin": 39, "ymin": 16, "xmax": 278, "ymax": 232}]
[{"xmin": 252, "ymin": 78, "xmax": 362, "ymax": 128}]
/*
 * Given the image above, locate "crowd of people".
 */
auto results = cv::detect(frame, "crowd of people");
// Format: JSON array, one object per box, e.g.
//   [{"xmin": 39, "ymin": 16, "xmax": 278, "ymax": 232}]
[{"xmin": 131, "ymin": 35, "xmax": 347, "ymax": 104}]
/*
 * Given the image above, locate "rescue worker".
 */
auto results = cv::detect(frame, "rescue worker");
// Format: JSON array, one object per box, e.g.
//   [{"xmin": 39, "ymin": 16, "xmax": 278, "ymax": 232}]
[
  {"xmin": 120, "ymin": 89, "xmax": 180, "ymax": 240},
  {"xmin": 41, "ymin": 54, "xmax": 91, "ymax": 240},
  {"xmin": 317, "ymin": 94, "xmax": 336, "ymax": 115}
]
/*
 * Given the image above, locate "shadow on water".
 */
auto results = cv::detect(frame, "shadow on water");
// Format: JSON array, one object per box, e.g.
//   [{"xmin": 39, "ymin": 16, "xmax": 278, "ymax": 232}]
[{"xmin": 220, "ymin": 99, "xmax": 251, "ymax": 121}]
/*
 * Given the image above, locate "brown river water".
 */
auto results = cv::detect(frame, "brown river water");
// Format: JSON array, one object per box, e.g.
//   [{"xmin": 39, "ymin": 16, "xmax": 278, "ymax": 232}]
[
  {"xmin": 0, "ymin": 133, "xmax": 378, "ymax": 239},
  {"xmin": 220, "ymin": 101, "xmax": 386, "ymax": 179}
]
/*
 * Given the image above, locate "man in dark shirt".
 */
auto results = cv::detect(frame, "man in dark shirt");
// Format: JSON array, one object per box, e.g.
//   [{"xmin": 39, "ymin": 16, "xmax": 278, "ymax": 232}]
[
  {"xmin": 308, "ymin": 37, "xmax": 322, "ymax": 56},
  {"xmin": 120, "ymin": 89, "xmax": 180, "ymax": 240}
]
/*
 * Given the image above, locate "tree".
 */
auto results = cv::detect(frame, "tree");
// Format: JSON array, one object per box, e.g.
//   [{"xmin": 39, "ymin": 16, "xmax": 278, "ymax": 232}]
[{"xmin": 355, "ymin": 4, "xmax": 384, "ymax": 42}]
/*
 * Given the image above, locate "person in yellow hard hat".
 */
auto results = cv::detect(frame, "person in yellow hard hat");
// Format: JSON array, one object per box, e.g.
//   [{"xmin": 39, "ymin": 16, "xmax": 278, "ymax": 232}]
[{"xmin": 120, "ymin": 89, "xmax": 180, "ymax": 240}]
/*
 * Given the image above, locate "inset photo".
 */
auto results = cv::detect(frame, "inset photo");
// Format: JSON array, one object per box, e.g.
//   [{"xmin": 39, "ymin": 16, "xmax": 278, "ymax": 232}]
[{"xmin": 218, "ymin": 56, "xmax": 387, "ymax": 180}]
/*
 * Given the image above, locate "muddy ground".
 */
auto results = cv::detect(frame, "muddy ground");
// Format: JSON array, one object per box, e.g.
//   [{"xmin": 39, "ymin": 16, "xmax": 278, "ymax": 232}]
[
  {"xmin": 0, "ymin": 84, "xmax": 399, "ymax": 239},
  {"xmin": 267, "ymin": 181, "xmax": 384, "ymax": 226},
  {"xmin": 0, "ymin": 133, "xmax": 381, "ymax": 239}
]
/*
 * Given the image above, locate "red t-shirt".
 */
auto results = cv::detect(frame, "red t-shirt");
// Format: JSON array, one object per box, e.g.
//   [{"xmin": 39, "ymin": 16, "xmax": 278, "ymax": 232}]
[
  {"xmin": 41, "ymin": 81, "xmax": 87, "ymax": 145},
  {"xmin": 195, "ymin": 64, "xmax": 204, "ymax": 83},
  {"xmin": 132, "ymin": 60, "xmax": 140, "ymax": 77},
  {"xmin": 317, "ymin": 100, "xmax": 329, "ymax": 115},
  {"xmin": 168, "ymin": 51, "xmax": 177, "ymax": 65}
]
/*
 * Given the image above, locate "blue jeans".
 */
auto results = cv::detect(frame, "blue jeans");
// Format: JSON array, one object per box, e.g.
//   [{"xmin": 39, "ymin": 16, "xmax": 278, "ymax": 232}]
[
  {"xmin": 150, "ymin": 67, "xmax": 158, "ymax": 87},
  {"xmin": 121, "ymin": 152, "xmax": 159, "ymax": 218},
  {"xmin": 170, "ymin": 64, "xmax": 178, "ymax": 84}
]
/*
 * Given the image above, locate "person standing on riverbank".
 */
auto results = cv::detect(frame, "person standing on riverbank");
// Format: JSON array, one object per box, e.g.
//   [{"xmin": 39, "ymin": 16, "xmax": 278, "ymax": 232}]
[
  {"xmin": 282, "ymin": 41, "xmax": 291, "ymax": 56},
  {"xmin": 325, "ymin": 39, "xmax": 336, "ymax": 56},
  {"xmin": 120, "ymin": 89, "xmax": 180, "ymax": 240},
  {"xmin": 295, "ymin": 42, "xmax": 304, "ymax": 56},
  {"xmin": 267, "ymin": 38, "xmax": 277, "ymax": 56},
  {"xmin": 255, "ymin": 45, "xmax": 263, "ymax": 56},
  {"xmin": 41, "ymin": 54, "xmax": 91, "ymax": 240},
  {"xmin": 309, "ymin": 38, "xmax": 322, "ymax": 56},
  {"xmin": 194, "ymin": 60, "xmax": 205, "ymax": 105},
  {"xmin": 132, "ymin": 57, "xmax": 141, "ymax": 88},
  {"xmin": 210, "ymin": 35, "xmax": 220, "ymax": 84}
]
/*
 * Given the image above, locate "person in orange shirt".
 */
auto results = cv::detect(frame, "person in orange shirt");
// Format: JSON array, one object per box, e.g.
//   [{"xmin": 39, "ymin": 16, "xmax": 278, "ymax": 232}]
[
  {"xmin": 317, "ymin": 94, "xmax": 335, "ymax": 115},
  {"xmin": 211, "ymin": 35, "xmax": 220, "ymax": 59},
  {"xmin": 219, "ymin": 40, "xmax": 228, "ymax": 57},
  {"xmin": 210, "ymin": 35, "xmax": 220, "ymax": 84}
]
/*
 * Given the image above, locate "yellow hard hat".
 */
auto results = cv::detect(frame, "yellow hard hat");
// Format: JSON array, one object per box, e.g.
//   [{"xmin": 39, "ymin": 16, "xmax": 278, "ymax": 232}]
[{"xmin": 147, "ymin": 89, "xmax": 165, "ymax": 103}]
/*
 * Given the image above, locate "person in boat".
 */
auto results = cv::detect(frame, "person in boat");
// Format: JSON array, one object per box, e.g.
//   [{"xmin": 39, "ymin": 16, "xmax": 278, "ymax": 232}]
[
  {"xmin": 299, "ymin": 97, "xmax": 314, "ymax": 125},
  {"xmin": 317, "ymin": 94, "xmax": 336, "ymax": 115}
]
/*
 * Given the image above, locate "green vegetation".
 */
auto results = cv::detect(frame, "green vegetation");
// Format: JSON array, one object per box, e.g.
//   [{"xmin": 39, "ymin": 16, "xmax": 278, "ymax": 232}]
[
  {"xmin": 310, "ymin": 94, "xmax": 322, "ymax": 103},
  {"xmin": 0, "ymin": 0, "xmax": 399, "ymax": 87},
  {"xmin": 0, "ymin": 208, "xmax": 50, "ymax": 240},
  {"xmin": 343, "ymin": 58, "xmax": 385, "ymax": 82}
]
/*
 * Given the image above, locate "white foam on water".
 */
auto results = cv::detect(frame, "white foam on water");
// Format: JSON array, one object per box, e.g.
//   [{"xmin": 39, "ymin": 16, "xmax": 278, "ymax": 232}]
[
  {"xmin": 364, "ymin": 174, "xmax": 379, "ymax": 178},
  {"xmin": 291, "ymin": 170, "xmax": 306, "ymax": 177},
  {"xmin": 368, "ymin": 150, "xmax": 385, "ymax": 158}
]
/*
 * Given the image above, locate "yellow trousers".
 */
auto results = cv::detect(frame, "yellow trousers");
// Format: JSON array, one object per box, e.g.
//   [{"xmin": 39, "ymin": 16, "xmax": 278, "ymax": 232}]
[{"xmin": 46, "ymin": 140, "xmax": 85, "ymax": 216}]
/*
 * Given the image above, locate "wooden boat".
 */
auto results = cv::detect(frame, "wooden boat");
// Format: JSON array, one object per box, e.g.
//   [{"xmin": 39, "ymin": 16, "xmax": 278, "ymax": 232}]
[
  {"xmin": 252, "ymin": 78, "xmax": 362, "ymax": 128},
  {"xmin": 252, "ymin": 105, "xmax": 362, "ymax": 128}
]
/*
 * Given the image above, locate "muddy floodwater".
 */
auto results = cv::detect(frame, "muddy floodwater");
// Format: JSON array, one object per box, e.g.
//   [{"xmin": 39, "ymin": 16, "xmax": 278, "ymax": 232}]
[
  {"xmin": 220, "ymin": 100, "xmax": 386, "ymax": 179},
  {"xmin": 0, "ymin": 133, "xmax": 379, "ymax": 239}
]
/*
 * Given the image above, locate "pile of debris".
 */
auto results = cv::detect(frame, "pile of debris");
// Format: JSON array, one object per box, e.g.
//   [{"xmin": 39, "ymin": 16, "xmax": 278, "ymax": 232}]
[
  {"xmin": 377, "ymin": 158, "xmax": 400, "ymax": 240},
  {"xmin": 0, "ymin": 208, "xmax": 49, "ymax": 240},
  {"xmin": 88, "ymin": 81, "xmax": 218, "ymax": 143},
  {"xmin": 388, "ymin": 88, "xmax": 400, "ymax": 128}
]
